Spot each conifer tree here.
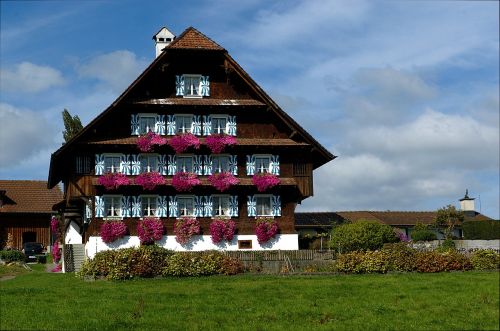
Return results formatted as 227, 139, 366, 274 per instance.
62, 109, 83, 142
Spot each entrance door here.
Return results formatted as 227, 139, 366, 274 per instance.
22, 231, 36, 244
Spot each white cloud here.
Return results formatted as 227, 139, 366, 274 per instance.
0, 62, 65, 93
77, 50, 147, 92
0, 103, 57, 168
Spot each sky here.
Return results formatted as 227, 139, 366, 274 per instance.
0, 0, 498, 218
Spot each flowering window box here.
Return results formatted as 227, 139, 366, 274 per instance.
169, 133, 201, 153
137, 132, 167, 152
135, 172, 165, 190
208, 172, 240, 192
172, 172, 201, 192
100, 220, 128, 243
137, 217, 164, 245
255, 217, 278, 244
252, 173, 280, 192
97, 172, 130, 190
209, 218, 236, 244
204, 134, 237, 154
174, 217, 201, 245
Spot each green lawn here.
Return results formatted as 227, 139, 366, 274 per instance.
1, 269, 498, 330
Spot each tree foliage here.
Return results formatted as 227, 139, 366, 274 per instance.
411, 222, 437, 241
434, 205, 464, 239
62, 109, 83, 142
329, 220, 399, 253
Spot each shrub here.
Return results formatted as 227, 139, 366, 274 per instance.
415, 251, 472, 273
470, 250, 500, 270
137, 218, 164, 245
334, 251, 389, 274
100, 221, 127, 243
255, 218, 278, 244
173, 218, 201, 245
161, 251, 243, 277
0, 250, 26, 263
411, 229, 437, 242
463, 220, 500, 240
382, 242, 417, 272
330, 221, 399, 253
435, 238, 456, 252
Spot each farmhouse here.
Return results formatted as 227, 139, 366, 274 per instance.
47, 27, 334, 257
0, 180, 62, 250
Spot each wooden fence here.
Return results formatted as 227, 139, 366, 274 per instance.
222, 250, 335, 261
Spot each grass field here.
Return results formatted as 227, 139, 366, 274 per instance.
1, 267, 498, 330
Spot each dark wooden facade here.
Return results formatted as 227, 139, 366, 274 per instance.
48, 27, 334, 249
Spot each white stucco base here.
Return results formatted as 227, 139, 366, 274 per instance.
65, 222, 82, 244
85, 234, 299, 259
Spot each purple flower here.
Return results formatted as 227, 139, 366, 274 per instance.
100, 221, 128, 243
205, 134, 237, 154
255, 218, 278, 244
135, 172, 165, 190
169, 133, 201, 153
208, 172, 240, 192
50, 216, 59, 234
98, 172, 131, 190
172, 172, 201, 192
137, 132, 167, 152
210, 218, 236, 244
52, 241, 61, 263
174, 217, 201, 245
252, 173, 280, 192
137, 217, 164, 245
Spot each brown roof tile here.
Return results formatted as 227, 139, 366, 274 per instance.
168, 27, 224, 51
0, 180, 63, 214
133, 98, 265, 106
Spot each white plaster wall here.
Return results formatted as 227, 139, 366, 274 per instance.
85, 234, 299, 259
65, 222, 82, 244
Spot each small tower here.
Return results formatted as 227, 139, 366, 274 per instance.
459, 189, 476, 216
153, 27, 175, 58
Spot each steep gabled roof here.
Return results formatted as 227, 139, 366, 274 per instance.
48, 26, 335, 187
0, 180, 62, 214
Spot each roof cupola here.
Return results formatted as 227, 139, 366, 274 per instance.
152, 27, 175, 58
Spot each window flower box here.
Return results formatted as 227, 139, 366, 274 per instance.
174, 217, 201, 245
208, 172, 239, 192
137, 217, 164, 245
169, 133, 201, 153
135, 172, 165, 190
100, 220, 128, 243
97, 172, 131, 190
204, 134, 237, 154
255, 217, 278, 244
209, 218, 236, 244
137, 131, 167, 152
172, 172, 201, 192
252, 173, 280, 192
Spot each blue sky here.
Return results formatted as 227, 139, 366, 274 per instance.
1, 0, 498, 218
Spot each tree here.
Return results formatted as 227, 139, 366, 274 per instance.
411, 222, 437, 241
62, 109, 83, 142
434, 205, 464, 239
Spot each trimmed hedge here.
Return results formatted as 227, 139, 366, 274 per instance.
330, 221, 399, 252
411, 230, 437, 241
470, 249, 500, 270
0, 250, 26, 263
462, 220, 500, 240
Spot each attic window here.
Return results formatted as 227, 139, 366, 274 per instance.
184, 75, 201, 97
176, 75, 210, 97
159, 38, 165, 42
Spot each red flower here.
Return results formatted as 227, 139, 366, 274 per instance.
135, 172, 165, 190
204, 134, 237, 154
137, 217, 164, 245
255, 218, 278, 244
210, 218, 236, 244
100, 221, 128, 243
174, 217, 201, 245
169, 133, 200, 153
137, 132, 167, 152
252, 173, 280, 192
98, 172, 130, 190
172, 172, 201, 192
208, 172, 239, 192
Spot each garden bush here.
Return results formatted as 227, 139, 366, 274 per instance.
382, 242, 417, 272
462, 220, 500, 240
0, 250, 26, 263
470, 249, 500, 270
330, 221, 399, 252
162, 251, 243, 276
435, 238, 456, 252
334, 251, 389, 274
415, 251, 472, 273
410, 222, 437, 241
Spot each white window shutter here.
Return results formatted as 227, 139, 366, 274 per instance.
132, 196, 142, 217
131, 114, 140, 136
192, 115, 202, 136
246, 155, 256, 175
229, 155, 238, 175
272, 195, 281, 217
247, 196, 256, 217
202, 115, 212, 136
203, 155, 213, 175
228, 116, 237, 136
121, 196, 131, 217
271, 155, 280, 176
194, 196, 204, 217
193, 156, 203, 175
203, 196, 213, 217
155, 115, 166, 135
229, 196, 238, 217
156, 196, 168, 217
157, 155, 168, 175
131, 155, 141, 175
120, 155, 131, 175
85, 199, 92, 221
200, 76, 210, 96
95, 196, 104, 218
95, 154, 105, 175
167, 115, 176, 135
167, 155, 177, 175
169, 196, 178, 217
175, 75, 185, 96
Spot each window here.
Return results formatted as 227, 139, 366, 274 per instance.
238, 240, 252, 249
177, 156, 193, 173
211, 116, 228, 134
176, 115, 192, 133
255, 156, 271, 174
140, 155, 157, 173
256, 195, 272, 216
104, 156, 121, 173
104, 196, 121, 217
213, 195, 230, 217
184, 75, 201, 97
139, 116, 156, 134
141, 196, 157, 217
178, 196, 194, 216
212, 155, 229, 173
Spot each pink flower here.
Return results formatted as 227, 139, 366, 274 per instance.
172, 172, 201, 192
205, 134, 237, 154
98, 172, 130, 190
100, 221, 128, 243
135, 172, 165, 190
208, 172, 240, 192
137, 132, 167, 152
210, 218, 236, 244
169, 133, 201, 153
255, 218, 278, 244
174, 217, 201, 245
137, 217, 164, 245
50, 216, 59, 234
51, 264, 62, 272
52, 241, 61, 263
252, 173, 280, 192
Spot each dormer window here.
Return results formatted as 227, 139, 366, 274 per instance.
184, 75, 200, 97
176, 75, 210, 97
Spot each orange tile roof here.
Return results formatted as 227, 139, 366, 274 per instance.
168, 27, 224, 51
0, 180, 63, 214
